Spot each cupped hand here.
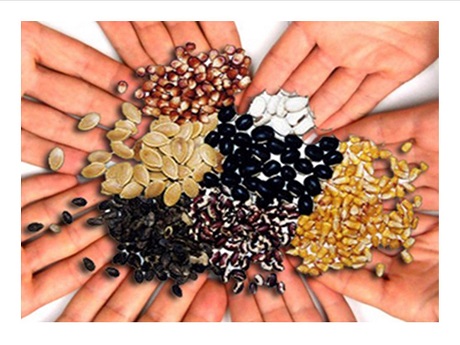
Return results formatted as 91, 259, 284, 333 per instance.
313, 101, 439, 321
242, 21, 438, 130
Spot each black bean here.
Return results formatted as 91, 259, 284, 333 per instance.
305, 144, 324, 161
202, 172, 219, 187
314, 164, 333, 179
267, 138, 285, 154
71, 197, 87, 207
280, 165, 296, 181
86, 217, 104, 226
251, 144, 270, 162
323, 150, 344, 166
204, 131, 220, 147
266, 273, 277, 287
262, 160, 281, 176
27, 222, 44, 232
134, 269, 144, 283
256, 196, 273, 209
145, 270, 155, 281
61, 211, 73, 224
218, 105, 236, 123
217, 123, 236, 137
98, 199, 112, 211
280, 148, 300, 164
105, 267, 120, 278
267, 176, 285, 191
82, 257, 96, 272
234, 147, 251, 161
249, 282, 258, 294
231, 184, 250, 202
243, 176, 259, 191
112, 252, 128, 265
239, 159, 262, 177
219, 138, 234, 155
252, 125, 274, 143
294, 158, 313, 174
287, 179, 304, 197
285, 134, 304, 149
235, 114, 253, 130
298, 194, 314, 215
172, 284, 183, 297
255, 180, 272, 198
278, 190, 294, 203
318, 136, 339, 151
234, 132, 252, 148
304, 175, 322, 196
221, 172, 241, 187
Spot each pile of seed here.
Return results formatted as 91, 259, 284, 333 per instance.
91, 195, 210, 297
248, 90, 315, 136
287, 136, 427, 276
189, 185, 298, 294
133, 42, 252, 123
201, 105, 343, 214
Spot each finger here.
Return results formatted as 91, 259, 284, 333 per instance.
319, 73, 403, 130
199, 21, 241, 49
27, 235, 115, 316
22, 99, 109, 153
227, 281, 263, 322
24, 22, 136, 100
28, 66, 123, 127
138, 274, 208, 322
412, 212, 439, 237
94, 273, 160, 322
24, 210, 107, 273
278, 257, 323, 321
21, 129, 87, 176
307, 279, 357, 322
182, 279, 228, 322
164, 21, 210, 53
132, 22, 175, 65
282, 46, 337, 96
308, 67, 366, 124
21, 173, 78, 208
240, 22, 316, 111
98, 21, 155, 69
21, 179, 106, 242
57, 265, 130, 322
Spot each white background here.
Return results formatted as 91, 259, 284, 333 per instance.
3, 0, 458, 343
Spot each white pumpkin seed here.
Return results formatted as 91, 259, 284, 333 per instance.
191, 121, 203, 139
163, 182, 182, 206
140, 147, 162, 168
143, 131, 171, 147
48, 147, 64, 171
78, 112, 101, 131
162, 155, 179, 180
171, 137, 188, 164
149, 171, 168, 181
177, 122, 193, 140
248, 96, 266, 116
150, 122, 180, 137
120, 181, 143, 199
114, 162, 133, 186
133, 164, 149, 186
199, 144, 218, 167
81, 162, 106, 178
186, 149, 202, 169
178, 165, 192, 179
192, 162, 212, 182
121, 102, 142, 124
145, 179, 166, 198
111, 141, 134, 159
285, 96, 309, 112
182, 177, 199, 198
101, 179, 123, 194
88, 150, 112, 164
158, 115, 171, 123
182, 139, 195, 164
159, 144, 173, 156
115, 119, 138, 135
106, 128, 131, 141
201, 114, 218, 137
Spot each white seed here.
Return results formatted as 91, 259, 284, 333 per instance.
199, 144, 218, 167
254, 113, 271, 126
266, 96, 279, 115
275, 97, 287, 117
177, 122, 193, 140
49, 224, 62, 233
286, 109, 308, 126
117, 80, 128, 94
78, 112, 101, 131
121, 102, 142, 124
178, 165, 192, 179
248, 96, 266, 117
191, 121, 203, 139
270, 116, 292, 136
48, 147, 64, 171
285, 96, 309, 112
293, 115, 315, 135
81, 162, 106, 179
88, 150, 112, 164
120, 181, 143, 199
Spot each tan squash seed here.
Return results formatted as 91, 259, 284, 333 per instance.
191, 121, 203, 139
101, 179, 123, 195
186, 149, 202, 169
149, 171, 168, 181
48, 147, 64, 171
199, 143, 218, 167
159, 144, 173, 156
120, 181, 144, 199
106, 128, 131, 141
182, 177, 200, 198
133, 164, 149, 186
81, 162, 106, 178
178, 165, 192, 179
115, 119, 138, 136
140, 147, 162, 168
115, 162, 133, 186
121, 102, 142, 124
163, 181, 182, 206
177, 122, 193, 140
145, 179, 167, 198
162, 155, 179, 180
143, 131, 171, 147
192, 162, 212, 182
111, 141, 135, 159
150, 122, 181, 137
78, 112, 100, 131
88, 150, 112, 164
171, 137, 188, 164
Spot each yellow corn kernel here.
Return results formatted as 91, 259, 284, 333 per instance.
409, 167, 422, 182
308, 267, 321, 276
298, 215, 309, 227
295, 226, 304, 235
338, 142, 348, 153
400, 249, 413, 264
316, 262, 329, 272
390, 239, 401, 249
398, 160, 410, 173
413, 195, 423, 208
372, 235, 380, 247
349, 135, 361, 143
290, 237, 300, 247
420, 161, 429, 172
330, 261, 344, 270
401, 141, 413, 153
286, 248, 299, 256
375, 263, 385, 277
341, 257, 353, 267
403, 237, 416, 249
379, 149, 392, 159
296, 265, 310, 275
402, 182, 416, 192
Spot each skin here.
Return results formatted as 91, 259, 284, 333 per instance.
241, 22, 439, 130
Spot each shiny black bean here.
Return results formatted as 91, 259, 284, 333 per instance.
61, 211, 73, 224
256, 180, 273, 198
298, 194, 313, 215
71, 197, 87, 207
280, 148, 300, 164
218, 105, 236, 123
222, 154, 238, 170
304, 144, 324, 161
105, 267, 120, 278
267, 138, 285, 154
172, 284, 183, 297
202, 172, 219, 187
314, 164, 333, 179
27, 222, 44, 232
256, 196, 273, 209
267, 176, 285, 191
217, 123, 236, 137
287, 179, 304, 197
323, 150, 344, 165
82, 257, 96, 272
221, 172, 241, 187
234, 147, 251, 161
318, 136, 339, 151
251, 144, 270, 161
134, 270, 144, 283
262, 160, 281, 176
304, 175, 322, 196
278, 190, 294, 203
234, 132, 252, 147
112, 252, 128, 265
243, 176, 259, 191
235, 114, 253, 130
294, 158, 313, 174
231, 184, 250, 202
98, 199, 112, 211
219, 138, 234, 155
252, 125, 274, 142
239, 159, 262, 177
281, 166, 296, 181
204, 130, 220, 147
285, 134, 303, 149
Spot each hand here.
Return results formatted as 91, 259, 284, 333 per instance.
227, 256, 356, 322
314, 101, 439, 321
242, 21, 438, 130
